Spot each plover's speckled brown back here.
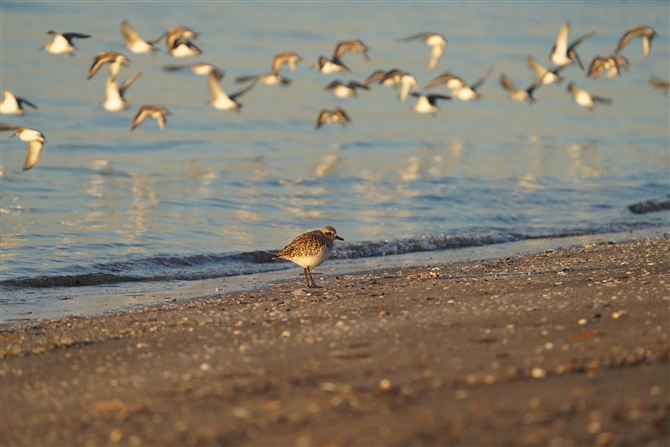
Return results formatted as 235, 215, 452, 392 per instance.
272, 226, 344, 288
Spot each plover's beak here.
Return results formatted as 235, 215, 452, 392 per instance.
336, 236, 344, 241
9, 132, 17, 139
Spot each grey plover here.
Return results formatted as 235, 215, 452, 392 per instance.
587, 55, 630, 79
0, 91, 38, 115
615, 26, 656, 58
500, 74, 542, 104
410, 92, 451, 114
527, 55, 566, 85
550, 22, 596, 69
208, 72, 256, 111
425, 65, 493, 101
103, 72, 142, 112
130, 105, 171, 131
87, 51, 130, 80
42, 30, 90, 55
567, 82, 612, 109
316, 107, 351, 129
1, 123, 46, 171
400, 32, 447, 72
324, 80, 369, 98
121, 20, 159, 54
272, 226, 344, 288
163, 63, 224, 79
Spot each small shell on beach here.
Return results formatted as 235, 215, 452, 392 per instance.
531, 367, 547, 379
378, 379, 392, 391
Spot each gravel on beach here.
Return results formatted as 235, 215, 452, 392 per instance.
1, 237, 669, 446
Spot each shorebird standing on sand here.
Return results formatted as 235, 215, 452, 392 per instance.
272, 226, 344, 288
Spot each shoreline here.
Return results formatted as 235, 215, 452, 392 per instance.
2, 227, 667, 324
1, 236, 668, 445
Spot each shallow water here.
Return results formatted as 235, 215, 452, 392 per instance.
1, 2, 668, 321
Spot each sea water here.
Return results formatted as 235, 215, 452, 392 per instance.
1, 2, 668, 321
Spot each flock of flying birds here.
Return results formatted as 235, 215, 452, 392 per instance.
0, 20, 668, 172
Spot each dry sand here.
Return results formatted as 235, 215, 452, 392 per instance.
1, 236, 669, 446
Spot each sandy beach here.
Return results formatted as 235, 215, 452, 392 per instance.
1, 236, 668, 446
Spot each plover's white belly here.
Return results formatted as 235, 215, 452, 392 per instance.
290, 248, 333, 269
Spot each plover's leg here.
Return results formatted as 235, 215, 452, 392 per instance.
306, 266, 321, 288
303, 267, 311, 288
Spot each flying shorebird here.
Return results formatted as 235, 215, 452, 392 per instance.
168, 38, 202, 58
649, 76, 670, 94
314, 56, 350, 74
272, 226, 344, 289
425, 65, 493, 101
208, 72, 256, 111
400, 32, 447, 72
235, 72, 291, 86
567, 82, 612, 110
550, 22, 596, 69
0, 123, 46, 171
500, 74, 542, 104
164, 26, 199, 51
130, 105, 171, 131
363, 69, 399, 87
103, 72, 142, 112
316, 107, 351, 129
87, 51, 130, 80
324, 80, 369, 98
364, 69, 417, 102
41, 30, 90, 55
163, 62, 224, 79
410, 92, 451, 114
272, 52, 302, 74
615, 26, 657, 59
0, 91, 38, 115
334, 40, 370, 61
587, 55, 630, 79
121, 20, 159, 54
527, 55, 566, 85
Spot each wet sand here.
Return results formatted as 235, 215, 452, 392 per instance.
1, 237, 668, 446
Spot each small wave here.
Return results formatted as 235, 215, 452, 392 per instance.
628, 200, 670, 215
2, 223, 665, 289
